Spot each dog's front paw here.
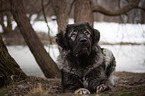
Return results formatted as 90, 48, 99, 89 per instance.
74, 88, 91, 94
96, 84, 107, 93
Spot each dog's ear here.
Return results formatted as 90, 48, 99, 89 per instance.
93, 29, 100, 43
56, 30, 68, 50
86, 23, 100, 44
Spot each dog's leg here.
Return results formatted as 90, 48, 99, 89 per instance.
96, 84, 108, 93
85, 66, 108, 93
61, 70, 83, 92
103, 48, 116, 87
74, 88, 91, 94
61, 69, 65, 93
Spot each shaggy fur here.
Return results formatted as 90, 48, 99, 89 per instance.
56, 23, 116, 93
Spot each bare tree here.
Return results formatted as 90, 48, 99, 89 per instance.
74, 0, 94, 26
49, 0, 144, 30
73, 0, 144, 26
92, 0, 141, 16
9, 0, 61, 78
50, 0, 74, 31
0, 36, 27, 87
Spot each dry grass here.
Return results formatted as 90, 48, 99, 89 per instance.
0, 72, 145, 96
26, 83, 48, 96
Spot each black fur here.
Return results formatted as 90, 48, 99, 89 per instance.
56, 22, 116, 93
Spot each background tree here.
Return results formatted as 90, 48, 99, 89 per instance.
74, 0, 144, 26
50, 0, 74, 31
74, 0, 94, 26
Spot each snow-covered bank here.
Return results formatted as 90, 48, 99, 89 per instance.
33, 19, 145, 44
94, 22, 145, 44
0, 19, 145, 44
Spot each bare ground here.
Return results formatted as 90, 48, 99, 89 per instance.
0, 72, 145, 96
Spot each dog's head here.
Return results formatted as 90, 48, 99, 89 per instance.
56, 22, 100, 57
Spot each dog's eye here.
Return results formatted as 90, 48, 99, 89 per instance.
71, 32, 77, 39
71, 34, 76, 38
84, 31, 90, 35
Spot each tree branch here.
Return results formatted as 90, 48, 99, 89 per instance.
136, 6, 145, 11
41, 0, 52, 44
92, 0, 141, 16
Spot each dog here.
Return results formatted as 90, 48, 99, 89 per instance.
56, 22, 116, 94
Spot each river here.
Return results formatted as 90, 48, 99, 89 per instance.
7, 45, 145, 78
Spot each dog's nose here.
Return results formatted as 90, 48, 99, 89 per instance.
80, 38, 87, 42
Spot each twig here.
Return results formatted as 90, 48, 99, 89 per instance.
41, 0, 52, 44
118, 84, 133, 88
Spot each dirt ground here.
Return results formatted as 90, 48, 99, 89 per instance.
0, 72, 145, 96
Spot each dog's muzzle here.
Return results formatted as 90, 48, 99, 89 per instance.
80, 38, 87, 43
73, 36, 91, 57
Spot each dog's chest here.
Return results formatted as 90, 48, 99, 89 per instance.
67, 64, 95, 77
62, 54, 104, 77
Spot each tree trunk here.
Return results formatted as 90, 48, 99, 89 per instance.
9, 0, 61, 78
50, 0, 74, 32
74, 0, 93, 26
0, 36, 27, 87
140, 0, 145, 24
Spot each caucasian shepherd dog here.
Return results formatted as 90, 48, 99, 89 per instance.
56, 22, 116, 94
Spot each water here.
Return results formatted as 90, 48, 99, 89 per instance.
102, 45, 145, 73
7, 45, 145, 78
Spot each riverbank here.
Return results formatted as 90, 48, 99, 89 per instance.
0, 72, 145, 96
